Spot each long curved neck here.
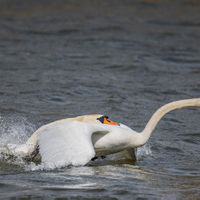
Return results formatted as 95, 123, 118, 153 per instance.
138, 98, 200, 146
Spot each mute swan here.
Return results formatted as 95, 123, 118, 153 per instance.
3, 98, 200, 168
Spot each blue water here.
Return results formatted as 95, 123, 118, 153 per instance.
0, 1, 200, 199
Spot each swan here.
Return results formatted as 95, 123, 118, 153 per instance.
3, 98, 200, 168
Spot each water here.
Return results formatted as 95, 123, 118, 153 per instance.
0, 0, 200, 199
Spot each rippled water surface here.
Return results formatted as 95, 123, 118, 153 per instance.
0, 1, 200, 199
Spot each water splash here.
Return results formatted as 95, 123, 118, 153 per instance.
137, 144, 153, 160
0, 116, 36, 166
0, 116, 35, 145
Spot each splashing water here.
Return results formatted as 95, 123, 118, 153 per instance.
0, 116, 36, 166
0, 116, 35, 145
137, 144, 153, 160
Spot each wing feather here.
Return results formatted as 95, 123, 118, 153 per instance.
37, 121, 108, 168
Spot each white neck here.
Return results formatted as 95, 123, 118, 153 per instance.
137, 99, 200, 146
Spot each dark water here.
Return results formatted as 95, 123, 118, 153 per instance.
0, 0, 200, 199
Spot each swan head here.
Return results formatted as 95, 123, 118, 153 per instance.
72, 114, 119, 125
97, 115, 119, 126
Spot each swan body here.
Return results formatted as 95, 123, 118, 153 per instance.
3, 98, 200, 168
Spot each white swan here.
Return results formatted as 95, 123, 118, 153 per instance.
4, 98, 200, 168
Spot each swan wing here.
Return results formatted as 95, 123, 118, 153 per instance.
37, 121, 108, 168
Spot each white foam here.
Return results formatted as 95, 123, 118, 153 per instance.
137, 143, 153, 160
0, 116, 35, 146
0, 116, 36, 166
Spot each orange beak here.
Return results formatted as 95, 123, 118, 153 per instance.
104, 118, 119, 126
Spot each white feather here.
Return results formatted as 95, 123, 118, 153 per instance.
37, 121, 108, 167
